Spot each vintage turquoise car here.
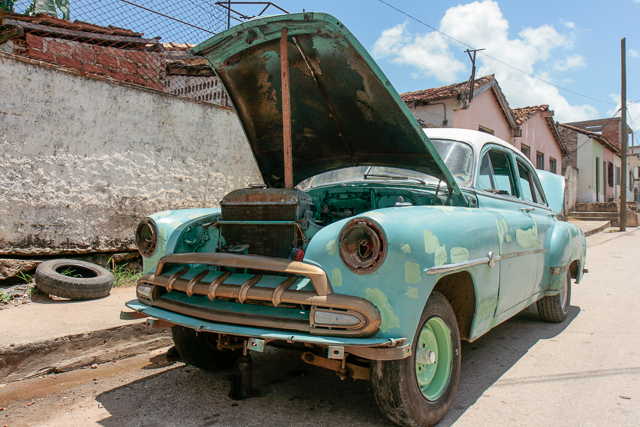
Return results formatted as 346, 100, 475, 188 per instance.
123, 12, 587, 427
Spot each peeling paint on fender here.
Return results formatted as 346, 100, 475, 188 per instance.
423, 230, 440, 254
364, 288, 400, 333
330, 268, 342, 287
435, 245, 448, 266
326, 239, 337, 256
405, 261, 422, 284
450, 247, 469, 263
400, 243, 411, 254
406, 286, 418, 299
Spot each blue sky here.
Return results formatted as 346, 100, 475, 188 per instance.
235, 0, 639, 133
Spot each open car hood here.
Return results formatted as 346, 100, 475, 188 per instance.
191, 12, 464, 197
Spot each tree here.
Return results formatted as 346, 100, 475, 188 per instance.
0, 0, 15, 13
25, 0, 70, 20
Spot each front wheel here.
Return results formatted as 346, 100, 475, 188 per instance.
371, 291, 461, 427
171, 326, 241, 370
537, 270, 571, 323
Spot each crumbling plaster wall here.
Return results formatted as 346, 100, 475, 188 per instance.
0, 53, 262, 256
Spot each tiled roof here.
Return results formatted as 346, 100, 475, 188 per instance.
400, 75, 495, 102
556, 123, 620, 154
0, 11, 142, 37
512, 105, 549, 125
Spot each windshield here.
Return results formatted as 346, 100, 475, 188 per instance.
303, 139, 474, 189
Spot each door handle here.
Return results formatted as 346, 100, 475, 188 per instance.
521, 207, 535, 214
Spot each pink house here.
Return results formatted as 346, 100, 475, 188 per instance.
401, 76, 566, 175
512, 105, 567, 174
401, 75, 519, 142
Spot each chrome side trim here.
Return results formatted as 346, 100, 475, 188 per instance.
425, 251, 501, 275
500, 248, 549, 260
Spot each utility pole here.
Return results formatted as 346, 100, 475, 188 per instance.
464, 48, 484, 101
227, 0, 231, 29
620, 38, 628, 231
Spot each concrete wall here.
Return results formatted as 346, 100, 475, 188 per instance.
577, 136, 595, 203
563, 166, 578, 216
0, 52, 262, 256
513, 114, 563, 174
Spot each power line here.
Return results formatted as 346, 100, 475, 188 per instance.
377, 0, 616, 106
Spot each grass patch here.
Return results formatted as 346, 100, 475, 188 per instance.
108, 258, 142, 288
0, 290, 12, 304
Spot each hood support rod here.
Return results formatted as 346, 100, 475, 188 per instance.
281, 27, 293, 188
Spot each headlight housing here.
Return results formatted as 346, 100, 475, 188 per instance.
339, 218, 386, 274
135, 218, 158, 257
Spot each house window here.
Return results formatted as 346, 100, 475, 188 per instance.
608, 162, 614, 187
631, 172, 634, 191
536, 151, 545, 170
586, 125, 603, 134
616, 166, 621, 186
521, 144, 530, 159
478, 125, 494, 135
549, 157, 557, 174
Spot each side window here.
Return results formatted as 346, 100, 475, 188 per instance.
517, 161, 535, 203
477, 149, 516, 196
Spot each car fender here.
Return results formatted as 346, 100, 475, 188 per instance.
304, 205, 502, 344
543, 220, 587, 292
140, 208, 221, 274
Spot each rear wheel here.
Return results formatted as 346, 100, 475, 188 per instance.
171, 326, 241, 370
537, 270, 571, 323
371, 291, 461, 427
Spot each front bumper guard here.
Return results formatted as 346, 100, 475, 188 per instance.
136, 252, 382, 338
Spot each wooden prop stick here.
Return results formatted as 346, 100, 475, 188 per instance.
281, 27, 293, 189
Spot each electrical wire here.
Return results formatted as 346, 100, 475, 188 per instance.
377, 0, 617, 106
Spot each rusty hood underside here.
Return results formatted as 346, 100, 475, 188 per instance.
191, 12, 462, 195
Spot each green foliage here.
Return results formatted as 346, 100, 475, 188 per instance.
25, 0, 70, 20
107, 258, 142, 288
0, 0, 15, 12
59, 266, 82, 277
16, 270, 33, 283
0, 290, 11, 304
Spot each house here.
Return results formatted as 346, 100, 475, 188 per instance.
559, 118, 637, 203
512, 105, 567, 174
401, 76, 567, 177
401, 75, 520, 143
556, 123, 624, 202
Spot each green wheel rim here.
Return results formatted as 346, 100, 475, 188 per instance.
415, 316, 453, 401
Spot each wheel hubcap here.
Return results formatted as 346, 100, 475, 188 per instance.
415, 316, 453, 401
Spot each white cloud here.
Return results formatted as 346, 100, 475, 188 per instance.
562, 20, 576, 30
554, 54, 587, 71
629, 49, 639, 58
373, 23, 466, 81
373, 0, 596, 122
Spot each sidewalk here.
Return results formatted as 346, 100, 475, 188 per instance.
568, 219, 611, 236
0, 286, 171, 383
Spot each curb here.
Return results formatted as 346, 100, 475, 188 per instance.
583, 221, 611, 237
0, 322, 171, 384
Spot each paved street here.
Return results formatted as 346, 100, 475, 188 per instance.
1, 228, 639, 427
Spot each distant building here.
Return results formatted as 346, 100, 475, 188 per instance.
512, 105, 567, 174
401, 76, 566, 174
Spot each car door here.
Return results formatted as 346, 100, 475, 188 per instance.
514, 157, 555, 297
476, 145, 540, 317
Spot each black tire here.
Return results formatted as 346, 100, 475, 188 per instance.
537, 271, 571, 323
35, 259, 114, 300
171, 326, 241, 371
371, 291, 461, 427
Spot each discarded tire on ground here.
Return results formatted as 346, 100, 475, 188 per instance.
35, 259, 114, 300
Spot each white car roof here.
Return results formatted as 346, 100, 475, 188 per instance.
423, 128, 538, 172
